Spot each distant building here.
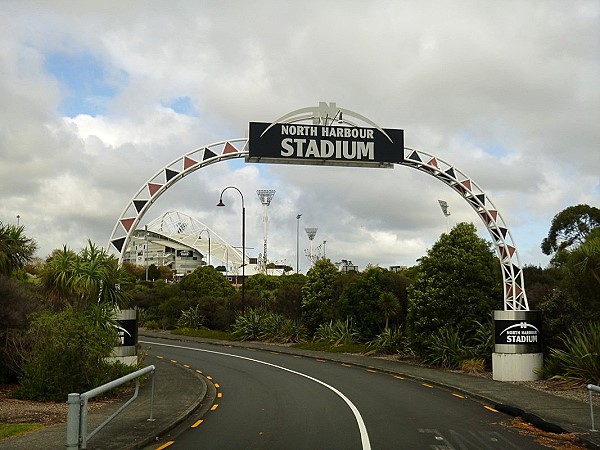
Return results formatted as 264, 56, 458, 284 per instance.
123, 229, 204, 278
122, 211, 271, 281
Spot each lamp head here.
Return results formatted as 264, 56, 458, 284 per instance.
217, 199, 226, 207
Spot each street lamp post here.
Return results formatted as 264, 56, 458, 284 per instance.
199, 229, 211, 267
144, 225, 149, 282
296, 214, 302, 273
218, 187, 246, 313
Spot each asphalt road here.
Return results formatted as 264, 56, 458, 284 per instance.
141, 337, 550, 450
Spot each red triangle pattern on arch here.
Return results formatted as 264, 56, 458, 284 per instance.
120, 218, 135, 232
222, 142, 238, 154
184, 156, 198, 170
427, 158, 439, 169
148, 183, 162, 197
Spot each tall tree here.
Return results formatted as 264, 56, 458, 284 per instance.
301, 259, 340, 333
407, 222, 502, 354
541, 204, 600, 263
0, 223, 37, 276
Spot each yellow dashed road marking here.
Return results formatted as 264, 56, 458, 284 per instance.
214, 383, 220, 388
170, 360, 177, 364
393, 375, 405, 380
211, 404, 219, 411
192, 419, 204, 428
341, 363, 352, 367
218, 392, 223, 398
367, 369, 377, 373
484, 405, 499, 413
183, 364, 190, 368
155, 441, 175, 449
422, 383, 433, 388
196, 370, 203, 374
452, 393, 466, 399
206, 376, 213, 380
156, 356, 164, 359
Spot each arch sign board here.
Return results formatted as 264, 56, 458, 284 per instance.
109, 102, 529, 313
247, 121, 404, 168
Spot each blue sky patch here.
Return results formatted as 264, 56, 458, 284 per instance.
483, 143, 509, 158
165, 96, 198, 116
45, 52, 125, 117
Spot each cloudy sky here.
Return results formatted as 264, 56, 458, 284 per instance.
1, 0, 598, 273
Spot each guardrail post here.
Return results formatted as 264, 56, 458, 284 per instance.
66, 393, 82, 449
588, 384, 599, 432
149, 368, 156, 421
66, 365, 156, 448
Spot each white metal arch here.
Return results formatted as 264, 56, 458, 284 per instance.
108, 104, 528, 311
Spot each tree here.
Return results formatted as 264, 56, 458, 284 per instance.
179, 266, 236, 299
0, 276, 43, 383
40, 241, 129, 310
407, 222, 502, 354
570, 228, 600, 285
301, 259, 340, 333
541, 204, 600, 263
339, 266, 404, 339
379, 291, 400, 330
0, 223, 37, 277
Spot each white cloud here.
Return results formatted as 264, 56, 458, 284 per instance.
0, 0, 597, 276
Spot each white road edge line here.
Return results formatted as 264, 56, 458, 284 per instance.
141, 339, 372, 450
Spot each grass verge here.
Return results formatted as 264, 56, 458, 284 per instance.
171, 328, 234, 341
291, 342, 369, 354
0, 423, 43, 439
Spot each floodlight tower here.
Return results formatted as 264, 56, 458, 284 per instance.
438, 199, 451, 232
305, 227, 318, 267
257, 189, 276, 273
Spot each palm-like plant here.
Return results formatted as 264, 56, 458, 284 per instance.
0, 223, 37, 276
41, 241, 129, 310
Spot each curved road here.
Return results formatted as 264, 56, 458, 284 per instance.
141, 337, 549, 450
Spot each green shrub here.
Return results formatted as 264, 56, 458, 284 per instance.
15, 308, 132, 401
418, 325, 493, 370
230, 308, 306, 343
314, 318, 359, 346
231, 308, 269, 341
368, 327, 409, 355
177, 305, 206, 329
144, 320, 160, 330
537, 322, 600, 384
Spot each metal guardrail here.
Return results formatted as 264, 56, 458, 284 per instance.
588, 383, 600, 432
66, 365, 156, 449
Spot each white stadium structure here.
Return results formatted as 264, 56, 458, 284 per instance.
122, 211, 264, 280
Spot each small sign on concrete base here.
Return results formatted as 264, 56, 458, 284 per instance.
109, 309, 138, 366
492, 310, 543, 381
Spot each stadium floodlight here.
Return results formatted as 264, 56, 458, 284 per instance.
438, 200, 451, 232
438, 200, 450, 217
305, 227, 318, 267
257, 190, 276, 273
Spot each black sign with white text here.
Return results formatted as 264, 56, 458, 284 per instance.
247, 122, 404, 168
494, 320, 542, 348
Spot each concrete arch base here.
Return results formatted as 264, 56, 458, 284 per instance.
492, 352, 544, 381
492, 310, 544, 381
